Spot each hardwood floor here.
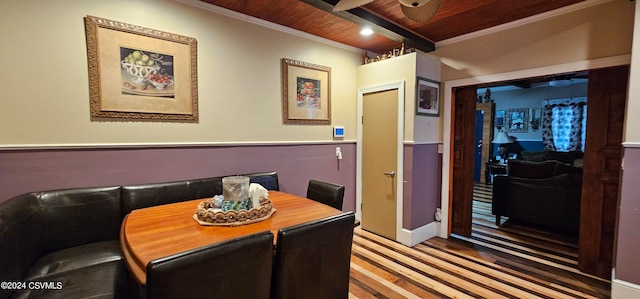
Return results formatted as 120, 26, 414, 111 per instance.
348, 183, 611, 298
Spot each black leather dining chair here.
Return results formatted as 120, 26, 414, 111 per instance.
145, 231, 274, 299
271, 212, 355, 299
306, 179, 345, 210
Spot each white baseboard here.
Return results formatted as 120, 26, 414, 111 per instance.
397, 221, 438, 247
612, 278, 640, 299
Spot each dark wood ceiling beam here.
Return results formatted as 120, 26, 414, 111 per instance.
508, 81, 532, 89
300, 0, 435, 53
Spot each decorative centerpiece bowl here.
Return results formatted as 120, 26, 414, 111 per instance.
193, 196, 275, 226
194, 180, 274, 226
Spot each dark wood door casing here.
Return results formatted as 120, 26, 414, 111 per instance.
476, 103, 495, 184
450, 86, 477, 237
579, 65, 629, 279
447, 66, 628, 279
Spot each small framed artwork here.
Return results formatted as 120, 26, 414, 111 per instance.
506, 108, 529, 133
416, 77, 440, 116
495, 110, 505, 128
281, 58, 331, 125
529, 108, 541, 131
84, 15, 198, 122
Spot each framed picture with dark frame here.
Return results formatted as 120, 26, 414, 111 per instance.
84, 15, 198, 122
416, 77, 440, 116
281, 58, 331, 125
495, 110, 505, 128
505, 108, 529, 133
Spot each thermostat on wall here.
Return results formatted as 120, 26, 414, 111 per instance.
333, 126, 345, 138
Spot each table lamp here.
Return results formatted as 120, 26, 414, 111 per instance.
492, 130, 513, 162
492, 131, 513, 144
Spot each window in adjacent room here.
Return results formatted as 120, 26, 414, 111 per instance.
542, 97, 587, 152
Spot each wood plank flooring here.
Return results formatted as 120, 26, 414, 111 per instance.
348, 183, 611, 298
473, 182, 493, 203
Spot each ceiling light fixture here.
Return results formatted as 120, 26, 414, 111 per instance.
333, 0, 442, 24
334, 0, 374, 11
548, 79, 572, 87
302, 0, 436, 52
398, 0, 443, 23
360, 27, 374, 36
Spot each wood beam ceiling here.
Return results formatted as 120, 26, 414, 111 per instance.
300, 0, 435, 53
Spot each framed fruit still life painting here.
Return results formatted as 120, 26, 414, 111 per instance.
281, 58, 331, 125
84, 15, 198, 122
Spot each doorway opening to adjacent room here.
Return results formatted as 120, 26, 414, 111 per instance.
447, 64, 628, 280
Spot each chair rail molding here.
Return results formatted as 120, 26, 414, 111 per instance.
0, 140, 358, 151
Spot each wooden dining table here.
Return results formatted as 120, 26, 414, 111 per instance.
120, 191, 342, 285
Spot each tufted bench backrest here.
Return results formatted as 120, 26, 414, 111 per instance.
37, 187, 122, 252
0, 193, 46, 286
0, 186, 121, 292
242, 171, 279, 191
120, 177, 223, 217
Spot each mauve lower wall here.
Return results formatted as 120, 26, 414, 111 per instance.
403, 143, 442, 230
616, 147, 640, 285
0, 143, 357, 211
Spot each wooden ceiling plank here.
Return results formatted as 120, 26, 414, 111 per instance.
199, 0, 586, 53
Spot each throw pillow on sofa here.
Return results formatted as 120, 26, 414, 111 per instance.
544, 150, 580, 165
521, 151, 546, 162
509, 174, 570, 188
507, 160, 557, 179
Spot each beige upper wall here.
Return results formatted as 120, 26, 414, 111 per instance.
1, 0, 634, 145
0, 0, 361, 146
415, 54, 442, 143
356, 53, 442, 143
627, 1, 640, 143
433, 0, 634, 82
358, 53, 416, 141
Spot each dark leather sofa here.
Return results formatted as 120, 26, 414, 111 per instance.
492, 160, 583, 233
0, 172, 279, 299
520, 150, 583, 166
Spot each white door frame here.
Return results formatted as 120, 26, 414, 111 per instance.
439, 55, 631, 238
357, 80, 408, 244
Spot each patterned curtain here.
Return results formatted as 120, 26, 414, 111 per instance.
542, 105, 556, 150
542, 102, 587, 151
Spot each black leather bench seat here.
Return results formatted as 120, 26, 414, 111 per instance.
0, 171, 280, 299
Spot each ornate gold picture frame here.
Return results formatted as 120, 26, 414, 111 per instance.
84, 15, 198, 122
281, 58, 331, 125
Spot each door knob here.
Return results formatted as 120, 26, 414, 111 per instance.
383, 171, 395, 177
